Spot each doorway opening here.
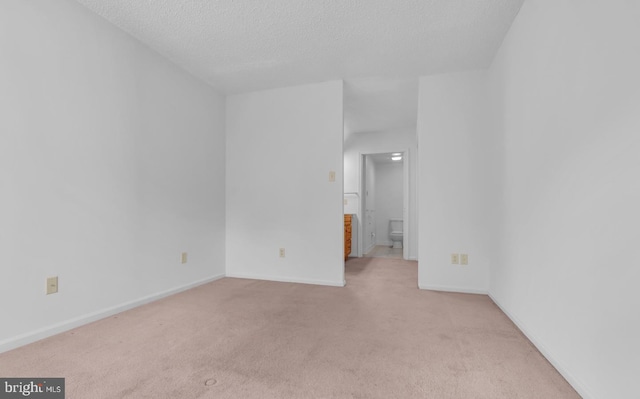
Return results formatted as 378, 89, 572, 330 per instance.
359, 150, 409, 260
341, 77, 419, 285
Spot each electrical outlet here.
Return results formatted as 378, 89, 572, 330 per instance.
329, 171, 336, 182
181, 252, 188, 264
461, 254, 468, 265
451, 254, 459, 264
46, 276, 58, 295
279, 248, 286, 258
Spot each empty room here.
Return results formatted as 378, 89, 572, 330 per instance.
1, 1, 638, 398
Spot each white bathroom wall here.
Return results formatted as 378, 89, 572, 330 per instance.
488, 1, 640, 398
226, 81, 344, 286
343, 128, 418, 259
0, 0, 226, 351
363, 156, 377, 254
374, 161, 403, 246
417, 70, 497, 294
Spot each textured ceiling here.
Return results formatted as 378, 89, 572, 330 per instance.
74, 0, 524, 95
74, 0, 523, 135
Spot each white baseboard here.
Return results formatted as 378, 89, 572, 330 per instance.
418, 284, 487, 295
489, 293, 594, 399
0, 274, 225, 354
226, 272, 345, 287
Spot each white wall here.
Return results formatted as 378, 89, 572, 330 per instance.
363, 155, 377, 254
374, 162, 403, 246
488, 1, 640, 398
343, 129, 418, 259
226, 81, 344, 286
417, 71, 497, 294
0, 0, 226, 351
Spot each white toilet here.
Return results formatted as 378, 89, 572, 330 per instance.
389, 218, 403, 249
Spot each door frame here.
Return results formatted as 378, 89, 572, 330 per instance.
357, 149, 410, 259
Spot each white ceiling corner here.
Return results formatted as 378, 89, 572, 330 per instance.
73, 0, 524, 134
368, 152, 405, 166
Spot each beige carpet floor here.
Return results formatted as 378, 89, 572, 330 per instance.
0, 258, 580, 398
363, 245, 403, 259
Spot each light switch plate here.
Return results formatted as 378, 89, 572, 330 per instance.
181, 252, 188, 264
47, 276, 58, 295
329, 171, 336, 182
461, 254, 468, 265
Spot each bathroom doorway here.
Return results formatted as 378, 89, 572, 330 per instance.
359, 151, 409, 260
341, 77, 419, 266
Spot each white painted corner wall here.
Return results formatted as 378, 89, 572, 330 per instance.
0, 0, 226, 352
225, 81, 345, 287
417, 70, 497, 294
488, 1, 640, 398
363, 155, 377, 255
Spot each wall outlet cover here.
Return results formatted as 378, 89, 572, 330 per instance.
181, 252, 188, 264
461, 254, 469, 265
451, 254, 459, 264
